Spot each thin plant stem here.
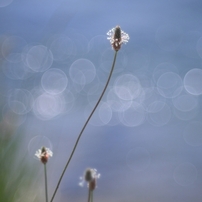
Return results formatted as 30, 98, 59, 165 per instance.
91, 190, 93, 202
44, 164, 48, 202
88, 188, 91, 202
50, 50, 118, 202
88, 189, 93, 202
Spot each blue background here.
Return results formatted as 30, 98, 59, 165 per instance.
1, 0, 202, 201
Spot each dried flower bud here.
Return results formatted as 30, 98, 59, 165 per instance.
107, 26, 129, 51
79, 168, 100, 190
35, 146, 53, 164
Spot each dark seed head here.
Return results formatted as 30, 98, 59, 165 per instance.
41, 146, 46, 154
85, 168, 93, 182
114, 26, 121, 41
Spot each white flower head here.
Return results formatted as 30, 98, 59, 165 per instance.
79, 168, 100, 190
107, 25, 129, 51
35, 146, 53, 164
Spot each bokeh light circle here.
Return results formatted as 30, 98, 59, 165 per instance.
8, 89, 33, 114
41, 68, 68, 95
26, 45, 53, 72
106, 88, 132, 112
173, 107, 198, 121
98, 102, 112, 125
153, 62, 179, 84
84, 101, 112, 126
157, 72, 183, 98
174, 162, 197, 186
33, 93, 65, 120
146, 99, 165, 113
184, 68, 202, 95
86, 81, 103, 103
172, 93, 198, 112
2, 59, 33, 80
2, 36, 27, 62
114, 74, 142, 101
69, 58, 96, 85
119, 102, 145, 127
142, 87, 165, 113
28, 135, 52, 158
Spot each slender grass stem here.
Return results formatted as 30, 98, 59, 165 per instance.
88, 189, 93, 202
44, 164, 48, 202
88, 188, 91, 202
91, 190, 93, 202
50, 50, 118, 202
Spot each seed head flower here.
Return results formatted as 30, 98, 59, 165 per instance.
107, 26, 129, 51
35, 146, 53, 164
79, 168, 100, 190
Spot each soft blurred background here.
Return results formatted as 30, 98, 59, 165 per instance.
1, 0, 202, 201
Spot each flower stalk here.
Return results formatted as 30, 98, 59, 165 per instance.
44, 163, 48, 202
80, 168, 100, 202
88, 188, 91, 202
87, 189, 94, 202
35, 146, 52, 202
50, 26, 129, 202
50, 51, 117, 202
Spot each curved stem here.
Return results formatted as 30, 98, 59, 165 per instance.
50, 50, 118, 202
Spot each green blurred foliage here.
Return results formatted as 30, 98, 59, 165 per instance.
0, 120, 36, 201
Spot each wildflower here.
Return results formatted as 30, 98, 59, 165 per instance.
107, 26, 129, 51
35, 146, 53, 164
79, 168, 100, 190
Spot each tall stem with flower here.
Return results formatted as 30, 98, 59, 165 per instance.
35, 147, 53, 202
79, 168, 100, 202
50, 26, 129, 202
